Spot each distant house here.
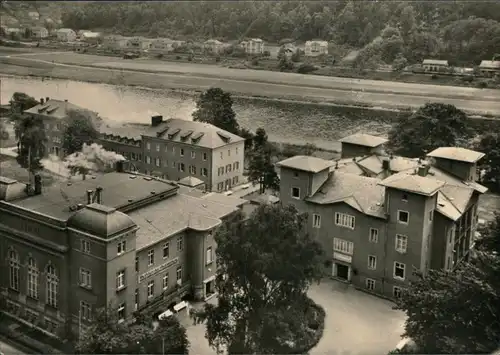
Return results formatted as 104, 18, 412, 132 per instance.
126, 37, 153, 51
56, 28, 77, 42
102, 35, 130, 50
479, 60, 500, 77
81, 31, 101, 44
305, 40, 328, 57
28, 11, 40, 20
240, 38, 264, 55
150, 38, 175, 53
31, 26, 49, 39
204, 39, 224, 54
422, 59, 449, 72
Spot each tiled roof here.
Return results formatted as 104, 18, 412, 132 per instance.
306, 172, 386, 218
379, 171, 445, 196
277, 155, 334, 173
427, 147, 485, 163
100, 118, 244, 149
24, 99, 93, 120
356, 155, 421, 176
332, 158, 365, 175
130, 193, 239, 250
9, 173, 177, 220
479, 60, 500, 69
339, 133, 388, 148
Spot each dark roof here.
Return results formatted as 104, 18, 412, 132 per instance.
426, 147, 485, 163
339, 133, 388, 148
24, 99, 94, 120
277, 155, 334, 173
9, 172, 178, 220
0, 176, 27, 202
100, 118, 244, 149
67, 203, 136, 237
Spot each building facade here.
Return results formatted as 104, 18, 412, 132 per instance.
240, 38, 264, 55
277, 135, 487, 300
0, 166, 246, 339
31, 27, 49, 39
479, 60, 500, 77
56, 28, 77, 42
305, 41, 328, 57
99, 117, 245, 192
422, 59, 450, 72
203, 39, 224, 54
24, 98, 98, 158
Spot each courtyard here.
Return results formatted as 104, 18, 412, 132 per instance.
181, 279, 406, 355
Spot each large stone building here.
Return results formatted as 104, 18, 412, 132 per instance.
0, 163, 246, 339
24, 98, 98, 158
99, 117, 245, 192
277, 133, 487, 299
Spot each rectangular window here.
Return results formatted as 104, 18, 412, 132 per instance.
393, 286, 402, 298
79, 268, 92, 288
156, 144, 160, 152
117, 303, 125, 322
206, 247, 213, 265
148, 249, 154, 266
145, 156, 151, 164
402, 194, 408, 202
179, 163, 185, 172
291, 187, 300, 199
220, 152, 223, 159
81, 239, 90, 253
398, 210, 409, 224
162, 274, 169, 290
191, 151, 195, 159
134, 289, 139, 311
116, 270, 125, 290
176, 266, 182, 281
135, 257, 139, 272
190, 165, 197, 175
369, 228, 378, 243
146, 142, 151, 150
180, 148, 184, 156
429, 210, 433, 221
80, 301, 92, 321
202, 168, 208, 177
155, 157, 161, 167
165, 145, 169, 152
203, 152, 207, 161
394, 262, 406, 280
395, 234, 408, 253
228, 149, 231, 156
365, 278, 375, 291
335, 213, 355, 229
177, 236, 184, 251
117, 241, 126, 255
368, 255, 377, 270
226, 164, 231, 173
163, 242, 169, 258
333, 237, 354, 255
312, 214, 321, 228
236, 147, 239, 154
147, 280, 154, 298
172, 146, 175, 154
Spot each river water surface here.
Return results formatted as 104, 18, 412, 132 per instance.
1, 76, 394, 150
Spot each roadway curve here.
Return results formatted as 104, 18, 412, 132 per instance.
3, 51, 500, 115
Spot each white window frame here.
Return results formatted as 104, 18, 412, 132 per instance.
156, 144, 160, 152
191, 151, 196, 159
9, 250, 20, 291
145, 156, 151, 164
80, 301, 92, 321
333, 237, 354, 255
46, 265, 58, 308
393, 286, 402, 298
368, 255, 377, 270
176, 266, 182, 281
147, 249, 154, 266
162, 275, 169, 290
162, 242, 169, 259
393, 262, 406, 281
79, 267, 92, 288
369, 228, 378, 243
397, 210, 410, 224
81, 239, 90, 253
365, 278, 376, 291
291, 187, 300, 199
312, 214, 321, 228
335, 213, 355, 230
27, 257, 39, 299
147, 280, 154, 298
146, 142, 151, 150
155, 157, 161, 167
206, 247, 213, 265
116, 270, 125, 290
117, 240, 126, 255
202, 168, 207, 177
177, 236, 184, 251
117, 303, 125, 322
180, 148, 184, 156
395, 234, 408, 253
179, 163, 185, 172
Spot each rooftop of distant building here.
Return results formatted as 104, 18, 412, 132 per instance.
24, 99, 95, 120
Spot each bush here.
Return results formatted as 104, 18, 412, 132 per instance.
215, 55, 221, 62
187, 54, 193, 62
477, 80, 488, 88
263, 50, 271, 57
431, 74, 438, 79
297, 63, 317, 74
155, 53, 163, 59
175, 55, 182, 60
291, 50, 301, 63
251, 58, 259, 66
461, 75, 474, 82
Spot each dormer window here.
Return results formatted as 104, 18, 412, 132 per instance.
402, 194, 408, 202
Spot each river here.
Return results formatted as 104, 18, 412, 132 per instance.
0, 75, 395, 151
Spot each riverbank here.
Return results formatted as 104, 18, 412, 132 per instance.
1, 53, 500, 117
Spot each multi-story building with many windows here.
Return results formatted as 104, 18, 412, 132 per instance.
99, 116, 245, 192
0, 162, 247, 339
277, 133, 487, 299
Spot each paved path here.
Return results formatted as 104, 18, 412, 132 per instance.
2, 51, 500, 115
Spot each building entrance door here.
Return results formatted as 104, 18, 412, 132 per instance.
335, 263, 350, 281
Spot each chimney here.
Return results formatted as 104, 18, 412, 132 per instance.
34, 174, 42, 195
116, 160, 124, 173
382, 157, 390, 171
151, 115, 163, 127
64, 99, 68, 102
417, 165, 428, 177
87, 189, 93, 204
46, 97, 49, 102
95, 187, 103, 204
40, 98, 44, 104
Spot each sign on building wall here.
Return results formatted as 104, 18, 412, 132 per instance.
138, 257, 178, 283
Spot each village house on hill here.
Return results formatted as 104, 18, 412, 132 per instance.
422, 59, 450, 73
479, 60, 500, 77
203, 39, 225, 54
99, 116, 245, 192
56, 28, 76, 42
240, 38, 264, 55
305, 40, 328, 57
30, 26, 49, 39
277, 133, 487, 300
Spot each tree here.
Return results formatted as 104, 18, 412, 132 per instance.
395, 251, 500, 354
291, 49, 301, 63
9, 92, 39, 115
192, 204, 324, 354
192, 88, 240, 135
278, 55, 294, 72
238, 127, 254, 151
253, 127, 269, 151
392, 55, 409, 71
248, 147, 280, 193
15, 115, 47, 179
387, 103, 471, 158
64, 143, 125, 179
152, 316, 189, 355
476, 213, 500, 255
475, 133, 500, 190
62, 109, 100, 156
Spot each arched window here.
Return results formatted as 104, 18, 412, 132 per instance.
27, 257, 39, 299
8, 249, 20, 291
46, 264, 58, 308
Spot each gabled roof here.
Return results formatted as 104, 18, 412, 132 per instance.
379, 171, 445, 196
178, 176, 204, 187
422, 59, 449, 66
427, 147, 485, 163
277, 156, 334, 173
479, 60, 500, 69
306, 172, 386, 218
355, 155, 422, 176
339, 133, 388, 148
24, 99, 93, 119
